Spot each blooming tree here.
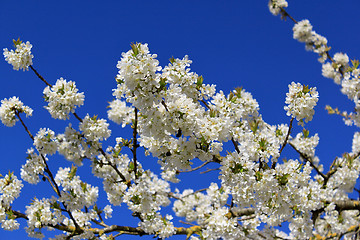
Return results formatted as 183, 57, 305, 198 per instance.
1, 1, 360, 239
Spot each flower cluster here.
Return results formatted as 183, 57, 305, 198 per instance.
57, 124, 87, 165
3, 7, 360, 237
79, 114, 111, 142
34, 128, 58, 155
284, 82, 319, 124
43, 78, 85, 120
0, 96, 33, 127
3, 40, 33, 71
20, 148, 46, 184
268, 0, 288, 16
25, 197, 64, 238
107, 99, 134, 127
54, 167, 99, 211
292, 20, 328, 63
115, 43, 162, 108
0, 173, 23, 230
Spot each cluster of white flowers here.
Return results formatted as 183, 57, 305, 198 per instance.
43, 78, 85, 120
57, 124, 87, 165
314, 203, 360, 238
107, 99, 134, 127
115, 43, 162, 108
138, 213, 176, 239
268, 0, 288, 16
0, 96, 33, 127
25, 197, 64, 238
3, 40, 33, 71
173, 183, 228, 224
284, 82, 319, 124
79, 114, 111, 142
92, 141, 133, 206
352, 132, 360, 153
20, 148, 46, 184
3, 12, 360, 237
34, 128, 58, 155
123, 170, 170, 214
291, 132, 319, 158
0, 173, 23, 230
293, 20, 328, 63
322, 52, 350, 85
54, 167, 99, 211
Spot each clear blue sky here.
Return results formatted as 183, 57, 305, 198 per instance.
1, 0, 360, 239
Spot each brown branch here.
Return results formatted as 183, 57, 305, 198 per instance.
72, 112, 83, 122
231, 138, 240, 154
279, 8, 298, 24
29, 65, 52, 87
177, 160, 212, 173
272, 117, 294, 169
13, 210, 29, 220
200, 99, 211, 110
132, 108, 139, 180
98, 148, 127, 183
289, 142, 327, 180
45, 222, 202, 238
15, 111, 34, 140
200, 167, 220, 174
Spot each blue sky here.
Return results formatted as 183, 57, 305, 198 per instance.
1, 0, 360, 239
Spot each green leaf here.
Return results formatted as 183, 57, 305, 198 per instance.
131, 42, 140, 57
258, 138, 267, 151
68, 165, 77, 180
234, 87, 243, 98
250, 120, 259, 134
255, 171, 263, 181
169, 56, 175, 64
128, 162, 135, 171
209, 109, 217, 118
302, 85, 310, 94
276, 173, 290, 186
80, 181, 87, 192
302, 129, 309, 138
51, 201, 61, 210
230, 163, 247, 174
13, 38, 22, 46
131, 195, 141, 205
196, 76, 203, 88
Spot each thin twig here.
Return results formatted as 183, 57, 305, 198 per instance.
15, 111, 34, 140
132, 108, 139, 180
177, 160, 212, 173
179, 220, 197, 226
200, 99, 211, 110
72, 112, 83, 122
231, 138, 240, 154
29, 65, 52, 87
272, 117, 294, 169
200, 167, 220, 174
289, 142, 327, 179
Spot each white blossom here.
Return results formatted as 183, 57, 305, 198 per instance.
107, 99, 134, 127
54, 167, 99, 211
79, 114, 111, 142
284, 82, 319, 124
20, 148, 46, 184
268, 0, 288, 16
293, 20, 328, 63
3, 40, 33, 71
0, 97, 33, 127
34, 128, 58, 155
43, 78, 84, 120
